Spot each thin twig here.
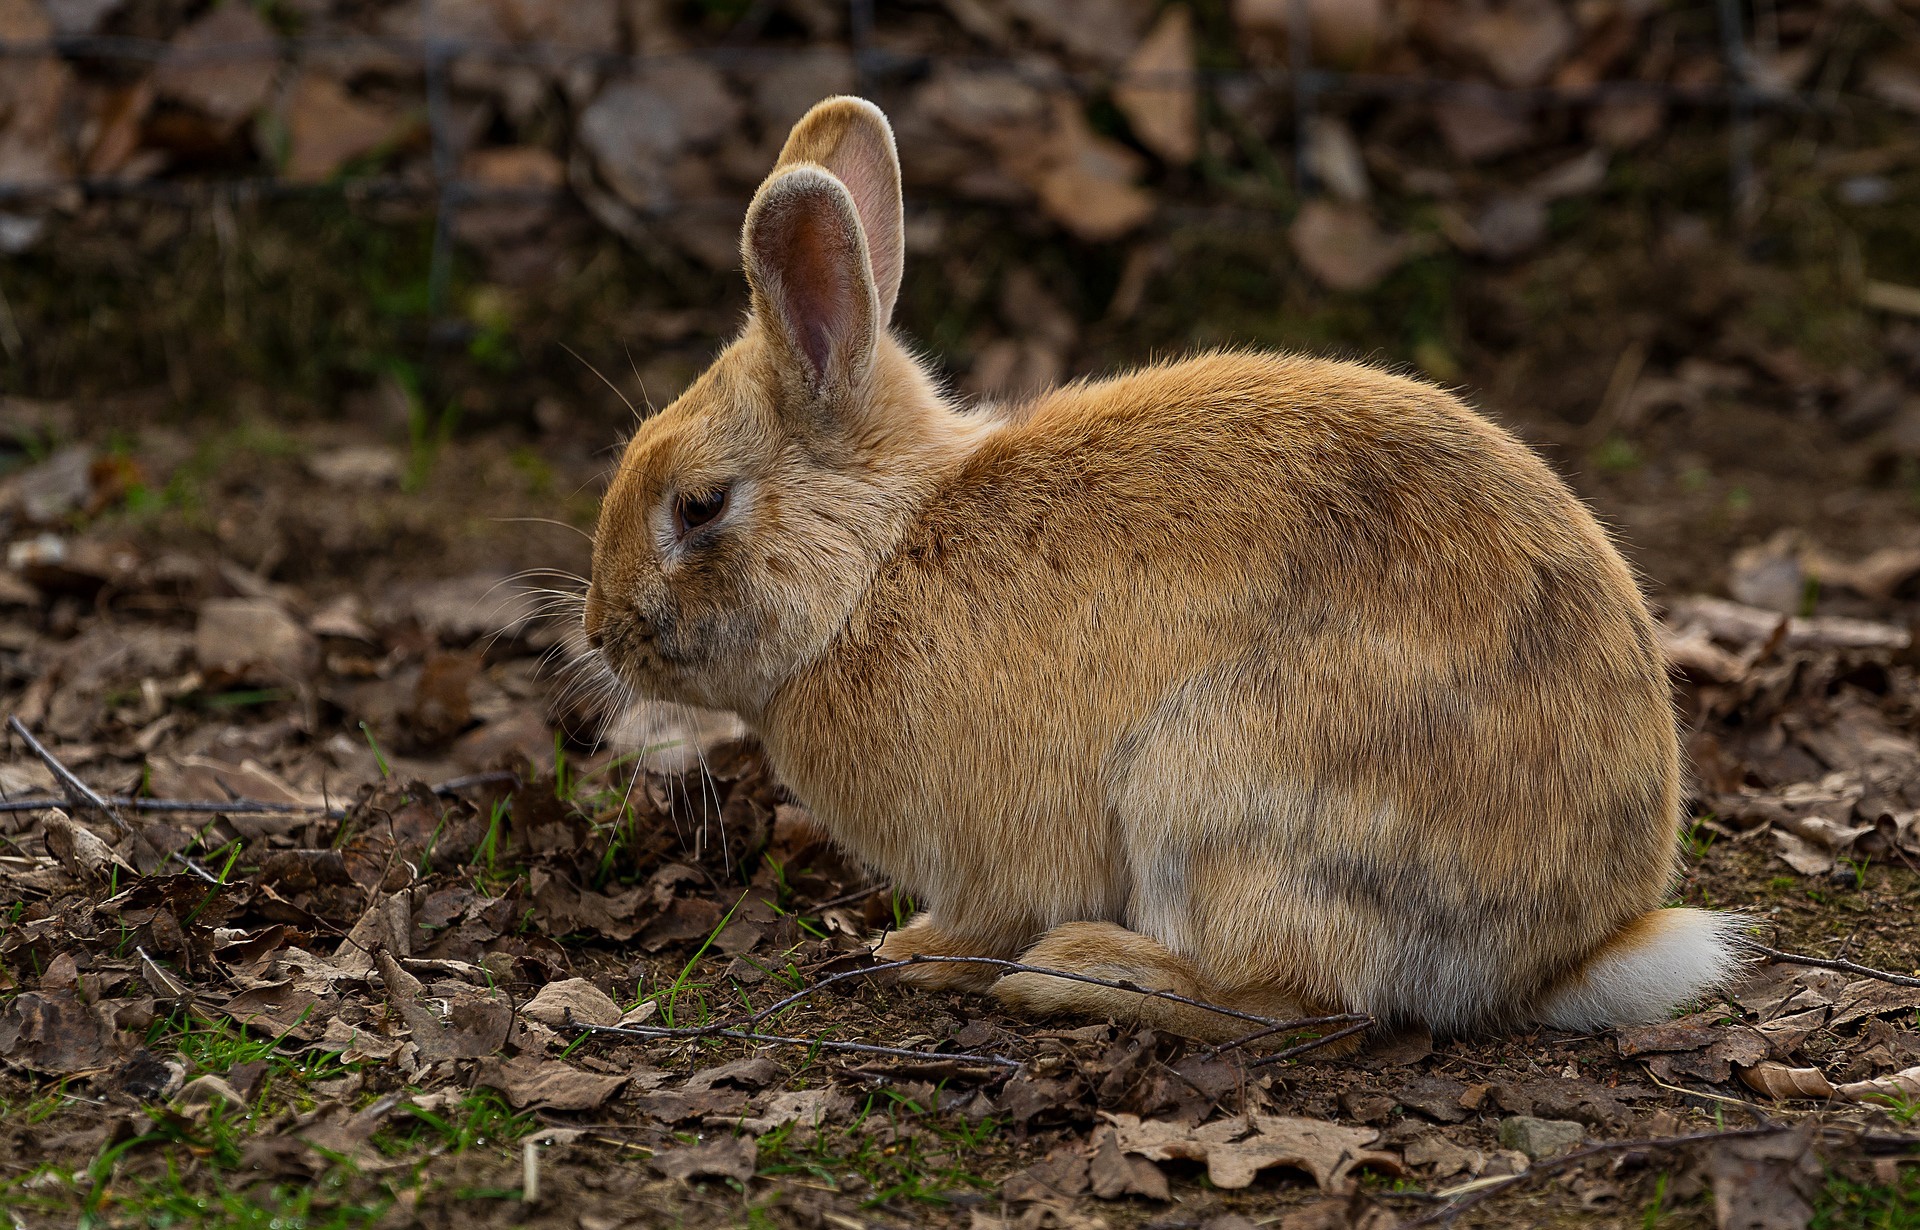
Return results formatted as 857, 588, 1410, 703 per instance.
1409, 1123, 1920, 1226
0, 795, 320, 816
563, 1020, 1022, 1068
1743, 940, 1920, 989
805, 883, 884, 912
8, 715, 129, 833
1247, 1020, 1374, 1067
1403, 1125, 1790, 1227
433, 770, 524, 795
1202, 1012, 1378, 1059
8, 714, 221, 884
742, 953, 1371, 1041
567, 953, 1372, 1073
1642, 1065, 1775, 1122
0, 770, 522, 817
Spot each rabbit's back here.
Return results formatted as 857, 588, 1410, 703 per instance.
765, 350, 1679, 1027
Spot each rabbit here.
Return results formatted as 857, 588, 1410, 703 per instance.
582, 95, 1740, 1042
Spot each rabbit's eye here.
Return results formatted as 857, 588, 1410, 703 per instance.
674, 487, 729, 536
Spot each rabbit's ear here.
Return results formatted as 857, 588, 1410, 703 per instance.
770, 97, 904, 324
743, 165, 879, 395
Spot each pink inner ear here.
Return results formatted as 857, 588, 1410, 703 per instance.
767, 195, 863, 382
822, 143, 901, 319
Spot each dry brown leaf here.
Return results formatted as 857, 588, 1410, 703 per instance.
1087, 1124, 1170, 1200
84, 82, 154, 179
378, 570, 540, 645
1289, 200, 1414, 292
175, 1074, 248, 1110
1742, 968, 1850, 1023
1616, 1017, 1723, 1057
1529, 150, 1607, 202
318, 1017, 406, 1063
462, 147, 565, 192
1104, 1112, 1399, 1193
1468, 195, 1549, 261
968, 339, 1065, 400
1589, 97, 1663, 149
494, 0, 620, 53
686, 1055, 784, 1092
739, 1088, 853, 1135
1232, 0, 1385, 67
406, 651, 478, 748
151, 4, 278, 130
750, 48, 857, 138
1668, 596, 1910, 652
476, 1055, 629, 1111
0, 0, 75, 192
1836, 1065, 1920, 1104
1304, 117, 1369, 204
43, 812, 136, 886
1463, 4, 1574, 88
1404, 1132, 1482, 1179
652, 1135, 757, 1183
1831, 981, 1920, 1030
1660, 623, 1748, 684
1026, 98, 1155, 242
295, 1098, 410, 1172
1865, 59, 1920, 115
1002, 1146, 1090, 1204
283, 75, 407, 184
521, 978, 623, 1028
1739, 1062, 1835, 1101
1755, 1009, 1826, 1058
0, 990, 124, 1075
1114, 5, 1198, 165
196, 598, 318, 685
1433, 92, 1535, 163
148, 754, 312, 807
1805, 545, 1920, 603
631, 1086, 750, 1124
1707, 1126, 1820, 1230
374, 949, 510, 1061
531, 872, 653, 942
1001, 0, 1152, 66
579, 63, 741, 212
1771, 829, 1835, 877
640, 895, 729, 951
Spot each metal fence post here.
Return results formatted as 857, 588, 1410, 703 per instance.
423, 0, 458, 324
1714, 0, 1759, 228
1289, 0, 1317, 196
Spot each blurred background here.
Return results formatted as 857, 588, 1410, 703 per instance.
0, 0, 1918, 784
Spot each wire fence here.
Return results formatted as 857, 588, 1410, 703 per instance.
0, 0, 1890, 320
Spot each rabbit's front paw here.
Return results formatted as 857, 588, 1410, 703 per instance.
871, 916, 1010, 992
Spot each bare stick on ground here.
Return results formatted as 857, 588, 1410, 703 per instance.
7, 714, 221, 884
0, 769, 521, 818
559, 955, 1370, 1073
740, 952, 1373, 1046
1406, 1125, 1802, 1227
7, 714, 131, 833
1408, 1122, 1920, 1226
1743, 939, 1920, 990
563, 1019, 1024, 1068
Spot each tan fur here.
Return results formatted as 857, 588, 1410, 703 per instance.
585, 97, 1732, 1042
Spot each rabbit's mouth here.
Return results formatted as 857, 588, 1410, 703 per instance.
590, 608, 725, 707
596, 642, 688, 710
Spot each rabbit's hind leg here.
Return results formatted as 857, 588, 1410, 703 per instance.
993, 921, 1327, 1047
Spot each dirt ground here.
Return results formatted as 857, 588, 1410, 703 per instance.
0, 322, 1916, 1230
3, 9, 1920, 1221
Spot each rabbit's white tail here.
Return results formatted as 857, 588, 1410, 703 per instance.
1535, 908, 1744, 1030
